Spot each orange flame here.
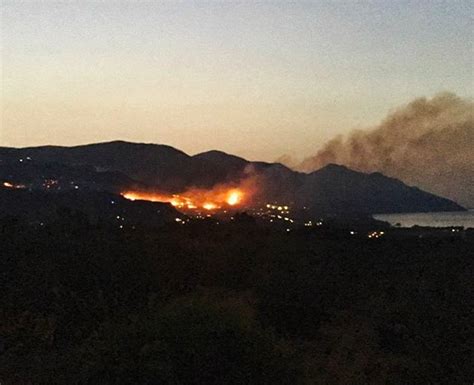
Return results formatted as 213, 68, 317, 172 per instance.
122, 179, 255, 212
2, 181, 26, 189
226, 190, 242, 206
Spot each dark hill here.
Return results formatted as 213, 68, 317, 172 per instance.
295, 164, 462, 214
0, 141, 464, 214
0, 141, 193, 191
0, 157, 145, 193
0, 188, 182, 227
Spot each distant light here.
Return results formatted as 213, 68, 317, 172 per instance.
367, 231, 384, 239
2, 181, 26, 189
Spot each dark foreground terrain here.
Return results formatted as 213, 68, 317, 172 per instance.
1, 216, 472, 385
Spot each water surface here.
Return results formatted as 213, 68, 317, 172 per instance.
373, 210, 474, 228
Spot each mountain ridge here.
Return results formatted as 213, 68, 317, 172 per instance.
0, 140, 464, 214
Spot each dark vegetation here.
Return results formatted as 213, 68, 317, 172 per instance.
1, 215, 472, 385
0, 189, 182, 227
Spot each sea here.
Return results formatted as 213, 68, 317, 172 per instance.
373, 210, 474, 229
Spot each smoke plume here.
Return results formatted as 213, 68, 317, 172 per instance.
299, 93, 474, 207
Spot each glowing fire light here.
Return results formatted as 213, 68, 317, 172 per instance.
226, 190, 242, 206
203, 203, 218, 211
2, 181, 26, 189
122, 186, 249, 213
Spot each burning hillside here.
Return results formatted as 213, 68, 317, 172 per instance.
122, 182, 254, 213
2, 141, 463, 216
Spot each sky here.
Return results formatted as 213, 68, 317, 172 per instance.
1, 1, 472, 161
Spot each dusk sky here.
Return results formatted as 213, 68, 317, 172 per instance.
1, 1, 472, 161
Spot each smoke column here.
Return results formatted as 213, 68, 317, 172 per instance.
299, 93, 474, 207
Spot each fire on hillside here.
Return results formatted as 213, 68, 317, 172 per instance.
122, 184, 253, 213
2, 181, 26, 189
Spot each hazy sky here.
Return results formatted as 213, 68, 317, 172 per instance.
1, 1, 472, 161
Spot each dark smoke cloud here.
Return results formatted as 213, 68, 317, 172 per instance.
298, 93, 474, 207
